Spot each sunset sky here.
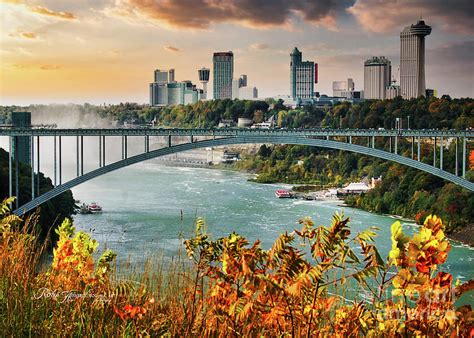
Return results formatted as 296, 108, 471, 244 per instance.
0, 0, 473, 105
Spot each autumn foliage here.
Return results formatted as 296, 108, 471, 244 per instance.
0, 197, 473, 336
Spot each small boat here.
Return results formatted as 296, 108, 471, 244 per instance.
88, 202, 103, 213
275, 190, 292, 198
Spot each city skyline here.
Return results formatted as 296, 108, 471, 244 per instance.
0, 0, 473, 105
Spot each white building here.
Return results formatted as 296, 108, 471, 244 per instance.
364, 56, 391, 99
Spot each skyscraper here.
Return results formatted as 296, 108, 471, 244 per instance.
290, 47, 316, 100
213, 52, 233, 99
364, 56, 391, 99
400, 20, 431, 99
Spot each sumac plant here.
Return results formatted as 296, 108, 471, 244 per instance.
184, 214, 473, 337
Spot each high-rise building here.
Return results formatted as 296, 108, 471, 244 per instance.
198, 67, 210, 100
290, 47, 316, 100
400, 20, 431, 99
364, 56, 391, 99
150, 69, 201, 106
213, 52, 233, 99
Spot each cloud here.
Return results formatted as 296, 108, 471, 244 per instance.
10, 63, 61, 70
106, 0, 355, 30
250, 43, 270, 50
163, 45, 179, 52
348, 0, 474, 34
30, 5, 76, 19
1, 1, 76, 20
21, 32, 37, 39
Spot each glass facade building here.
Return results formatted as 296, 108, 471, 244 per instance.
213, 52, 233, 100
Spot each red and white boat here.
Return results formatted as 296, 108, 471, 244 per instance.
88, 202, 103, 213
275, 190, 292, 198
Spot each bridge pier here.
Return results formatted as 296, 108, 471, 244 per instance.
99, 135, 103, 166
168, 135, 172, 147
59, 136, 62, 185
395, 135, 398, 154
102, 135, 106, 166
76, 135, 80, 177
440, 136, 443, 170
371, 136, 374, 148
36, 136, 40, 194
417, 137, 421, 161
8, 137, 12, 208
462, 137, 466, 178
54, 136, 57, 186
411, 136, 414, 159
455, 138, 458, 176
81, 135, 84, 176
31, 136, 34, 200
433, 137, 436, 167
15, 140, 19, 209
124, 135, 128, 159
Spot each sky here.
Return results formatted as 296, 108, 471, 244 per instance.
0, 0, 473, 105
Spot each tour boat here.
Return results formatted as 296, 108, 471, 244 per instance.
275, 190, 292, 198
88, 202, 103, 213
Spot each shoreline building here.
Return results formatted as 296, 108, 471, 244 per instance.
198, 67, 210, 100
400, 20, 431, 99
149, 69, 201, 106
364, 56, 391, 99
213, 51, 233, 99
290, 47, 317, 100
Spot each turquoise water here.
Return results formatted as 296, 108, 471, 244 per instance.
72, 162, 474, 282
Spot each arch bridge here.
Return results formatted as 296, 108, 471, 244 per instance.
0, 127, 472, 215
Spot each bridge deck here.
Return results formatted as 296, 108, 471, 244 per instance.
0, 127, 473, 138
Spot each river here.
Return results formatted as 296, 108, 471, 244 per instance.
71, 161, 474, 283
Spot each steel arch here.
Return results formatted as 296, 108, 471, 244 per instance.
14, 136, 474, 215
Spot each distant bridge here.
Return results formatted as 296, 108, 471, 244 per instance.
1, 127, 472, 215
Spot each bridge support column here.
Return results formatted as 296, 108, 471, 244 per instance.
99, 135, 102, 166
54, 136, 57, 186
389, 137, 392, 153
455, 138, 458, 176
36, 136, 40, 194
145, 135, 149, 153
9, 137, 12, 207
367, 137, 370, 147
190, 135, 194, 143
417, 137, 421, 161
31, 136, 34, 200
411, 136, 414, 159
124, 136, 127, 159
121, 136, 124, 160
102, 135, 106, 166
433, 137, 436, 167
168, 135, 171, 147
349, 136, 352, 144
462, 137, 466, 178
395, 135, 398, 154
59, 136, 62, 185
372, 136, 375, 148
15, 139, 19, 209
76, 135, 80, 177
326, 135, 329, 140
440, 136, 443, 170
81, 135, 84, 176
